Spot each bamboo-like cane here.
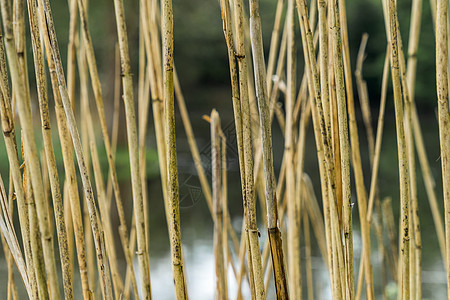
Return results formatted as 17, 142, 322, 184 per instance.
366, 47, 389, 224
74, 2, 138, 296
219, 0, 254, 296
66, 0, 77, 111
395, 3, 422, 296
220, 126, 229, 300
330, 1, 358, 298
26, 1, 73, 297
381, 197, 398, 282
0, 175, 32, 297
355, 44, 390, 300
387, 0, 412, 298
162, 0, 188, 298
248, 0, 288, 297
296, 0, 345, 297
37, 0, 113, 297
4, 178, 18, 300
303, 199, 314, 300
77, 36, 98, 300
85, 110, 125, 296
24, 162, 49, 300
211, 110, 227, 300
286, 0, 300, 298
38, 7, 92, 298
0, 2, 61, 299
436, 0, 450, 292
338, 0, 377, 297
303, 173, 329, 270
112, 0, 152, 298
0, 32, 36, 300
266, 0, 286, 96
229, 0, 265, 298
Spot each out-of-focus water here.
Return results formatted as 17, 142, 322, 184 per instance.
0, 85, 448, 299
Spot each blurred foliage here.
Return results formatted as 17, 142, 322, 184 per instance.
22, 0, 438, 111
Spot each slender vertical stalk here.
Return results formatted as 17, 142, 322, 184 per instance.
248, 0, 288, 297
112, 0, 152, 298
330, 0, 356, 298
39, 8, 91, 298
76, 2, 137, 295
85, 105, 125, 297
0, 176, 32, 297
436, 0, 450, 292
266, 0, 285, 96
303, 206, 314, 300
37, 0, 113, 297
211, 110, 226, 300
0, 1, 61, 298
366, 47, 389, 223
26, 0, 73, 297
339, 0, 376, 297
286, 0, 300, 298
162, 0, 188, 298
220, 129, 229, 300
0, 32, 35, 300
387, 0, 411, 297
25, 166, 49, 300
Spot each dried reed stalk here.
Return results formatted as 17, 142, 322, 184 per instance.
26, 0, 73, 297
387, 0, 412, 297
37, 0, 113, 297
0, 175, 32, 296
0, 1, 61, 298
211, 110, 227, 300
162, 0, 188, 298
248, 0, 288, 297
436, 0, 450, 291
286, 0, 300, 298
0, 31, 35, 299
113, 0, 152, 297
39, 6, 92, 297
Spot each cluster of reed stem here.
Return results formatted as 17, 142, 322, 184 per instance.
0, 0, 448, 299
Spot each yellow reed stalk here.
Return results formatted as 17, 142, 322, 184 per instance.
24, 164, 49, 300
0, 175, 32, 297
37, 0, 113, 297
162, 0, 188, 298
38, 8, 92, 297
0, 32, 35, 299
112, 0, 152, 297
287, 0, 300, 298
66, 0, 77, 110
394, 6, 422, 297
220, 127, 229, 300
228, 0, 264, 297
0, 1, 61, 298
330, 1, 358, 298
381, 197, 398, 281
248, 0, 288, 297
211, 110, 227, 300
219, 0, 251, 296
74, 1, 138, 295
366, 47, 389, 223
436, 0, 450, 291
296, 0, 345, 296
266, 0, 285, 96
26, 0, 73, 297
85, 105, 125, 296
303, 202, 314, 300
3, 179, 18, 300
387, 0, 412, 297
